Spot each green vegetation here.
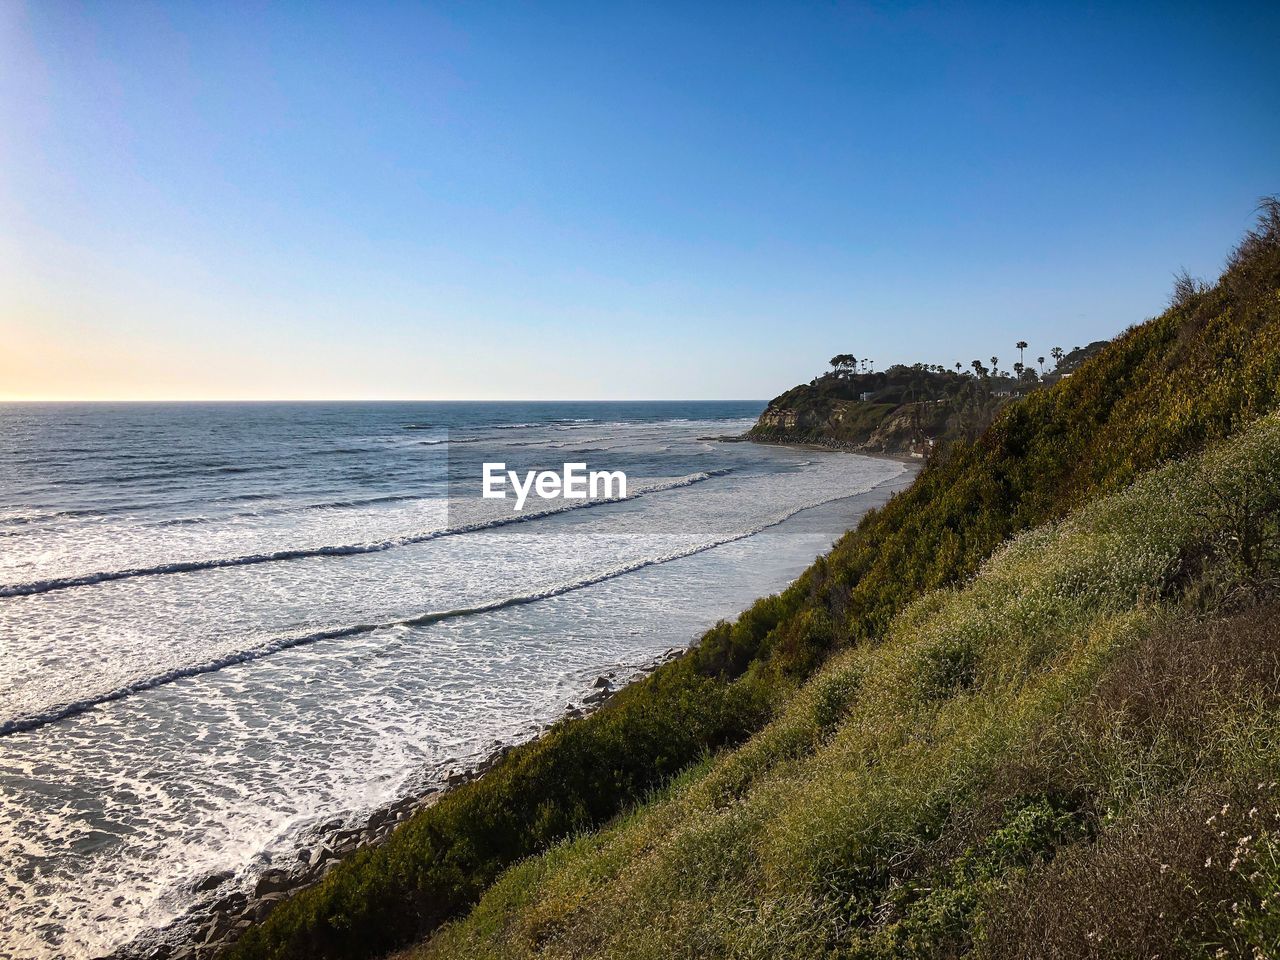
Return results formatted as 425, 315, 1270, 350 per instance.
412, 410, 1280, 960
749, 343, 1107, 454
227, 200, 1280, 960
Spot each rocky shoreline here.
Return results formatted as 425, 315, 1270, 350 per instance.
102, 648, 686, 960
719, 431, 925, 462
737, 432, 894, 452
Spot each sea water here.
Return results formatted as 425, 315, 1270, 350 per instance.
0, 401, 906, 958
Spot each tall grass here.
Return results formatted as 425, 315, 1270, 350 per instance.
413, 410, 1280, 960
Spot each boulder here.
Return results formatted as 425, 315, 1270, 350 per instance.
199, 915, 233, 945
251, 893, 288, 921
297, 845, 334, 869
253, 868, 293, 898
209, 891, 247, 915
192, 870, 233, 893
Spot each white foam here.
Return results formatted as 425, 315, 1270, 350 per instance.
0, 412, 904, 958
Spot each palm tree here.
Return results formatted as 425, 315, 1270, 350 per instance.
971, 359, 986, 378
955, 362, 962, 374
990, 356, 1000, 377
1037, 356, 1046, 375
1015, 340, 1028, 367
1050, 346, 1064, 367
1013, 361, 1025, 380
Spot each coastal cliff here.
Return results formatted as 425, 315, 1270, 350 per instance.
751, 395, 947, 456
747, 343, 1108, 456
228, 204, 1280, 960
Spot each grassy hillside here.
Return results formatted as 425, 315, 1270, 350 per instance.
226, 201, 1280, 960
412, 406, 1280, 960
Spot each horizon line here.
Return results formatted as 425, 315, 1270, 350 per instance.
0, 397, 770, 404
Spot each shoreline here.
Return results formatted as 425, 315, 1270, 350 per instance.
104, 464, 919, 960
716, 431, 927, 464
104, 650, 685, 960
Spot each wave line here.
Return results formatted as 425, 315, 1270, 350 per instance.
0, 484, 851, 738
0, 471, 733, 599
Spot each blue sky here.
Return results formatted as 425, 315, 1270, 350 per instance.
2, 1, 1278, 400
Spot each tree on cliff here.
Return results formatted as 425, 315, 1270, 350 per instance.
829, 354, 857, 378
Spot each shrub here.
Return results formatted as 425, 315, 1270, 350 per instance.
916, 637, 979, 702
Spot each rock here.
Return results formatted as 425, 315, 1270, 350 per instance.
253, 868, 293, 898
251, 893, 287, 921
583, 689, 607, 705
593, 675, 612, 688
192, 870, 233, 893
209, 891, 247, 915
326, 827, 363, 850
199, 915, 232, 945
297, 845, 335, 869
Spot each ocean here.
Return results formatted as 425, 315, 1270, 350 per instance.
0, 401, 907, 958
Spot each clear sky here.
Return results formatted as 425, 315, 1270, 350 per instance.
2, 2, 1278, 401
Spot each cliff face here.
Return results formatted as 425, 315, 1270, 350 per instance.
748, 346, 1111, 456
754, 397, 854, 436
748, 380, 948, 456
751, 398, 936, 456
